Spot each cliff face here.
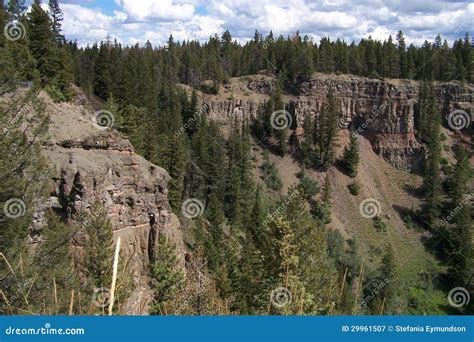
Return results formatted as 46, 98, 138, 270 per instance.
196, 73, 473, 170
31, 89, 183, 314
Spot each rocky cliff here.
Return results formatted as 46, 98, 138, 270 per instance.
30, 89, 183, 314
193, 73, 473, 170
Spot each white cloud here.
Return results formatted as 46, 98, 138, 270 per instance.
59, 0, 473, 47
62, 4, 126, 43
116, 0, 194, 21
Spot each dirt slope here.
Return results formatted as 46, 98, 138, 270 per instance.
253, 130, 437, 284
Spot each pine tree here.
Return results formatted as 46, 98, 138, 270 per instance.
272, 81, 288, 156
342, 132, 360, 177
265, 187, 337, 314
27, 0, 61, 84
6, 0, 26, 20
370, 245, 397, 313
29, 211, 79, 314
82, 204, 114, 288
315, 89, 339, 169
396, 31, 407, 79
162, 133, 187, 213
93, 43, 111, 100
48, 0, 64, 43
444, 146, 473, 285
0, 94, 48, 258
102, 94, 124, 129
312, 175, 332, 224
225, 118, 244, 226
236, 239, 266, 313
421, 86, 442, 226
247, 186, 266, 249
416, 81, 431, 142
149, 232, 184, 315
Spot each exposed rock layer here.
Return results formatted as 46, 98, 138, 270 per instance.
31, 90, 183, 314
195, 74, 473, 170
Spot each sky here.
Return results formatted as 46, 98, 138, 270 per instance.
37, 0, 474, 47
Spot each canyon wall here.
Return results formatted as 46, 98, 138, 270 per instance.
30, 89, 183, 314
197, 73, 473, 170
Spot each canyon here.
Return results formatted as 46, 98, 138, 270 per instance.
195, 73, 472, 170
22, 73, 473, 314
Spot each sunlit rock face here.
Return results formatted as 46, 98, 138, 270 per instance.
195, 74, 472, 170
30, 89, 184, 314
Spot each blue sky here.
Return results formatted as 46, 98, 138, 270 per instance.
34, 0, 474, 47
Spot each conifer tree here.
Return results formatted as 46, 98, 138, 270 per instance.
32, 211, 80, 314
444, 146, 473, 285
342, 132, 360, 178
312, 175, 332, 224
103, 94, 124, 129
6, 0, 26, 20
82, 204, 114, 288
162, 133, 187, 213
93, 43, 111, 100
421, 86, 442, 226
0, 94, 48, 258
396, 31, 407, 79
272, 81, 288, 156
48, 0, 64, 43
315, 90, 339, 169
150, 232, 184, 315
378, 245, 397, 309
236, 240, 266, 313
27, 0, 61, 84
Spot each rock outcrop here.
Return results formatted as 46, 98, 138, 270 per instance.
194, 73, 473, 170
30, 89, 183, 314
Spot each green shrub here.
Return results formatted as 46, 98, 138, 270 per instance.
373, 216, 387, 232
347, 181, 360, 195
45, 85, 66, 102
300, 176, 320, 199
261, 152, 283, 191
